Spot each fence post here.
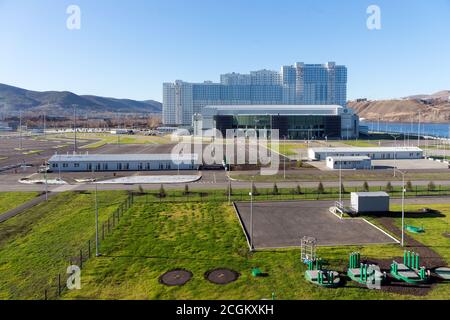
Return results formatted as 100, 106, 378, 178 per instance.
57, 274, 61, 297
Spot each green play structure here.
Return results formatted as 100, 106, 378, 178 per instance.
405, 225, 425, 234
304, 258, 340, 288
252, 268, 263, 277
390, 251, 430, 284
435, 267, 450, 281
347, 252, 385, 286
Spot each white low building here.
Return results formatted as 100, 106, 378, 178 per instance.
326, 156, 371, 170
48, 154, 199, 172
309, 147, 423, 161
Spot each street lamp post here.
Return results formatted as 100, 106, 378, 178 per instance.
249, 180, 254, 251
394, 168, 406, 247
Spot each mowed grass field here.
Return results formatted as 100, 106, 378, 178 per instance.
0, 192, 39, 214
0, 191, 129, 300
64, 198, 448, 300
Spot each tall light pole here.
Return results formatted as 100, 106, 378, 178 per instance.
92, 168, 100, 257
394, 168, 406, 247
283, 136, 286, 180
339, 158, 342, 205
19, 110, 23, 150
249, 180, 254, 252
73, 105, 77, 153
391, 135, 398, 177
417, 112, 421, 147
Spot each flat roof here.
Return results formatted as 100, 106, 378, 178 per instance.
352, 192, 390, 197
48, 154, 198, 162
311, 147, 423, 153
327, 156, 371, 161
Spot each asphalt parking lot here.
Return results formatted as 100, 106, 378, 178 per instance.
234, 200, 398, 249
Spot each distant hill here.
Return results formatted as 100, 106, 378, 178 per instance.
349, 90, 450, 123
0, 83, 162, 115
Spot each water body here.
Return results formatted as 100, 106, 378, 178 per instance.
364, 121, 450, 138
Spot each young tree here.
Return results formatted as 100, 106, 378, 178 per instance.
428, 181, 436, 192
138, 185, 144, 194
295, 184, 302, 195
362, 181, 369, 192
297, 160, 303, 168
159, 184, 166, 198
251, 182, 259, 196
226, 182, 233, 196
406, 181, 413, 192
184, 184, 189, 195
317, 182, 325, 194
272, 183, 279, 195
385, 181, 394, 193
340, 183, 346, 194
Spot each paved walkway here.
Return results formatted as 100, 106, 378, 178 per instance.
0, 192, 56, 223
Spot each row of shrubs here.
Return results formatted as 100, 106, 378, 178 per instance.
137, 180, 440, 199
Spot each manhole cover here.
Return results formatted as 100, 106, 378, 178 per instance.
205, 268, 240, 285
159, 269, 193, 286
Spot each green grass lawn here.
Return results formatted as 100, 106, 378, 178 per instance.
47, 133, 170, 149
0, 192, 39, 214
64, 199, 440, 300
0, 191, 128, 300
2, 191, 449, 300
269, 142, 307, 156
344, 140, 379, 147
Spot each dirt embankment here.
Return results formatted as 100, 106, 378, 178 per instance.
348, 98, 450, 123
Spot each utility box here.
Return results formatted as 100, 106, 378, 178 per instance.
351, 192, 390, 213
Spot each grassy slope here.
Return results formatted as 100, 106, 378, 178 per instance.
0, 191, 128, 299
65, 200, 427, 300
0, 192, 39, 214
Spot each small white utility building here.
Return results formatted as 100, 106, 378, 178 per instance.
351, 192, 390, 213
326, 156, 371, 170
308, 147, 423, 161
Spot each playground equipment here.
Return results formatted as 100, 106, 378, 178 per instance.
347, 252, 386, 287
435, 267, 450, 281
304, 257, 340, 288
405, 225, 425, 234
301, 236, 317, 263
390, 251, 430, 284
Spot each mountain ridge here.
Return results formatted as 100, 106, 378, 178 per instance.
0, 83, 162, 115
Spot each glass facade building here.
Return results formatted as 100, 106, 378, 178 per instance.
197, 105, 359, 140
163, 62, 347, 126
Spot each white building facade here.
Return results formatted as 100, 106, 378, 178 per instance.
48, 154, 199, 172
326, 156, 372, 170
309, 147, 424, 161
163, 62, 347, 126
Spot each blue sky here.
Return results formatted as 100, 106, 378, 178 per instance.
0, 0, 449, 101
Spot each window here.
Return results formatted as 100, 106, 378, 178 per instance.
63, 163, 69, 168
74, 163, 80, 168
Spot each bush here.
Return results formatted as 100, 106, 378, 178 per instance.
297, 160, 303, 168
428, 181, 436, 192
159, 184, 166, 198
294, 185, 302, 195
406, 181, 413, 192
362, 181, 369, 192
385, 182, 394, 193
272, 183, 279, 195
317, 182, 325, 194
137, 185, 144, 194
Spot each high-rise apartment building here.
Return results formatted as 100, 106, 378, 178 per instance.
163, 62, 347, 126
